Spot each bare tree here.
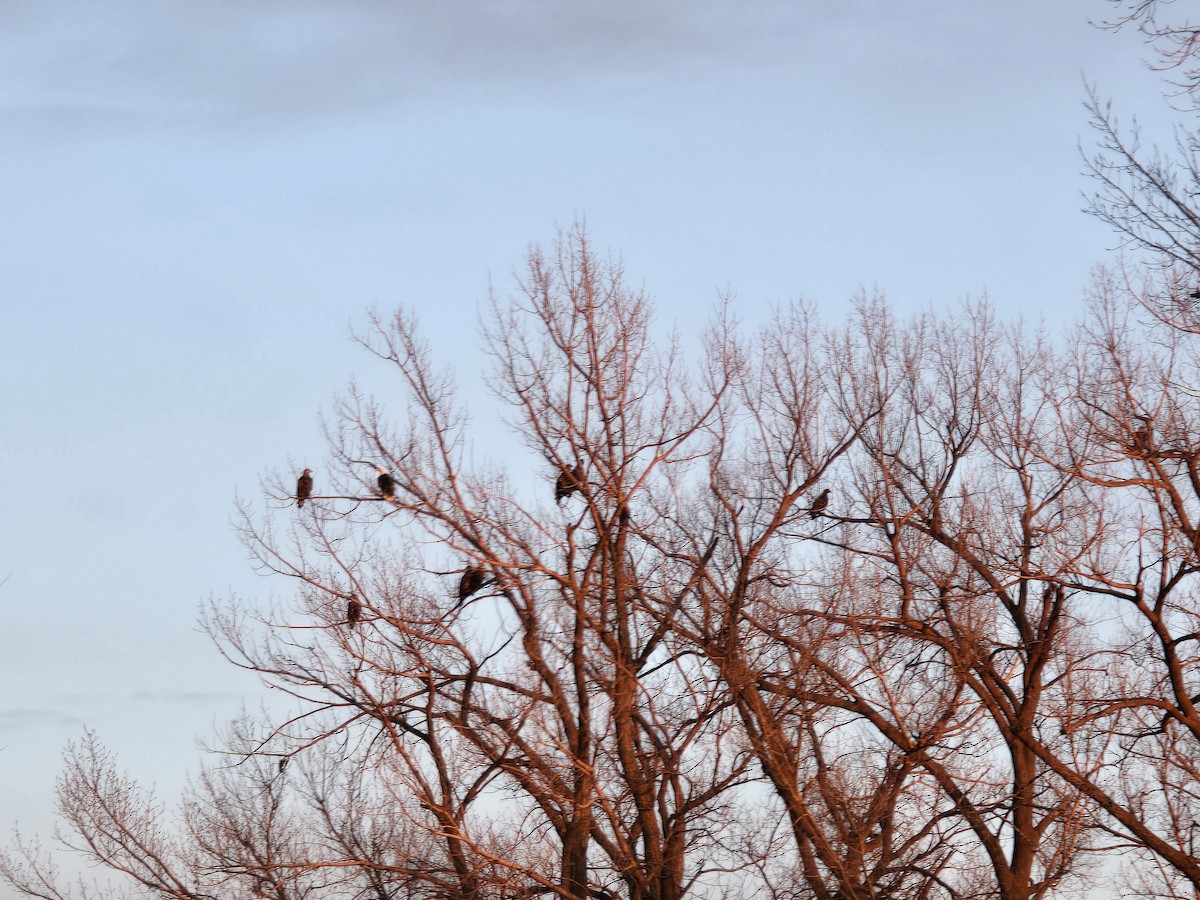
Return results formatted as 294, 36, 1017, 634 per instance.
1086, 2, 1200, 331
1004, 274, 1200, 895
686, 298, 1105, 900
1082, 85, 1200, 332
13, 228, 1200, 900
1101, 1, 1200, 101
1065, 5, 1200, 889
208, 229, 761, 900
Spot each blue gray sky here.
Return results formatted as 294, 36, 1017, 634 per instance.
0, 0, 1173, 886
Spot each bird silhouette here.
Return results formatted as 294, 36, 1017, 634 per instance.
346, 596, 362, 627
809, 488, 830, 518
375, 466, 397, 502
1133, 423, 1151, 452
555, 462, 584, 505
458, 566, 487, 604
296, 469, 313, 508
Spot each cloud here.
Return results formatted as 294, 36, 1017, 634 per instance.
1, 0, 818, 140
128, 690, 251, 706
0, 708, 81, 733
0, 693, 260, 739
45, 690, 253, 707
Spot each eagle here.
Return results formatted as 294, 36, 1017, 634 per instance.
808, 488, 831, 518
458, 566, 487, 604
346, 596, 362, 627
1133, 423, 1151, 452
555, 462, 584, 505
296, 469, 313, 508
376, 466, 397, 502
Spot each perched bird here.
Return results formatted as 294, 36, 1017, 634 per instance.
1133, 423, 1151, 452
346, 596, 362, 627
809, 488, 831, 518
458, 566, 487, 604
376, 466, 397, 502
555, 462, 584, 505
296, 469, 313, 508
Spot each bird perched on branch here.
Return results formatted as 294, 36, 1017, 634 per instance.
808, 488, 830, 518
458, 566, 487, 604
296, 469, 313, 508
346, 596, 362, 627
555, 462, 584, 505
1131, 416, 1153, 454
376, 466, 397, 502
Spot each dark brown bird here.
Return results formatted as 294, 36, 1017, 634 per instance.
809, 488, 830, 518
376, 465, 397, 502
346, 596, 362, 627
296, 469, 313, 508
555, 462, 584, 505
458, 566, 487, 604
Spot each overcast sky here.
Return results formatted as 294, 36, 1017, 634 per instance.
0, 1, 1177, 891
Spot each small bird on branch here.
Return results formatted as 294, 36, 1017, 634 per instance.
346, 595, 362, 627
375, 466, 397, 502
296, 469, 313, 508
555, 461, 584, 505
808, 488, 831, 518
458, 566, 487, 605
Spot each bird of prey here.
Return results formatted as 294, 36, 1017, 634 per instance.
458, 566, 487, 604
555, 462, 584, 504
347, 596, 362, 627
809, 488, 831, 518
376, 466, 397, 502
296, 469, 313, 508
1133, 423, 1151, 452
